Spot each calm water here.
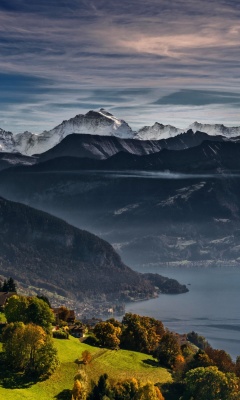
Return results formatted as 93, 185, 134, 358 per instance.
126, 267, 240, 359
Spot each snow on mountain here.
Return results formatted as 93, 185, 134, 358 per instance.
12, 109, 135, 156
0, 128, 15, 152
135, 122, 184, 140
1, 109, 240, 156
188, 122, 240, 138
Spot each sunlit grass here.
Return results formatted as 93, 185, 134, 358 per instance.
0, 336, 172, 399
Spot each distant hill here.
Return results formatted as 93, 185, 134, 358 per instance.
0, 197, 156, 301
0, 197, 187, 300
0, 152, 37, 171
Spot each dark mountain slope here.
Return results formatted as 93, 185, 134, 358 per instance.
0, 197, 159, 300
0, 152, 37, 171
96, 140, 240, 173
38, 130, 226, 163
15, 140, 240, 175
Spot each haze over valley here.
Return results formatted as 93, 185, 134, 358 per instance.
1, 109, 240, 271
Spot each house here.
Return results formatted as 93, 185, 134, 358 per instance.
68, 324, 86, 338
0, 292, 17, 311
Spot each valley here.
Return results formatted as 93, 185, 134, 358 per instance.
0, 109, 240, 311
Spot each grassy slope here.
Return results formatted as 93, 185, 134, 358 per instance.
0, 337, 172, 400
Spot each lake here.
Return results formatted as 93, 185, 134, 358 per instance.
126, 267, 240, 359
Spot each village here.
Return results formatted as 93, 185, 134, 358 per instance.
0, 289, 125, 338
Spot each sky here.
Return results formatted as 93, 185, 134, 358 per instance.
1, 0, 240, 133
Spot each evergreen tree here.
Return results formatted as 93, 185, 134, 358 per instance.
88, 374, 113, 400
1, 277, 17, 292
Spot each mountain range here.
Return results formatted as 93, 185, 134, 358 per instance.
1, 109, 240, 157
1, 138, 240, 270
1, 109, 240, 296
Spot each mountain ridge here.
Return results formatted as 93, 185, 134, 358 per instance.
1, 109, 240, 156
0, 196, 188, 300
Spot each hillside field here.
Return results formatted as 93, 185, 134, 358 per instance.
0, 336, 172, 400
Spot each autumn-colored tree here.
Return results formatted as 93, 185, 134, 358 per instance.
235, 355, 240, 377
72, 379, 82, 400
94, 322, 121, 349
121, 313, 164, 354
155, 386, 165, 400
172, 354, 186, 381
2, 322, 58, 376
82, 350, 92, 365
114, 377, 139, 399
135, 382, 165, 400
182, 366, 239, 400
106, 318, 122, 329
57, 306, 70, 322
205, 347, 235, 373
74, 369, 88, 400
155, 332, 182, 368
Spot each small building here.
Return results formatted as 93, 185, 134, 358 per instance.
0, 292, 17, 311
68, 325, 86, 338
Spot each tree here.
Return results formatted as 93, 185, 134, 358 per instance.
2, 322, 58, 377
94, 322, 121, 349
5, 295, 55, 332
57, 306, 70, 322
114, 378, 139, 400
182, 366, 239, 400
186, 331, 209, 350
121, 313, 164, 354
74, 369, 88, 400
205, 347, 235, 373
186, 349, 212, 371
26, 296, 55, 332
82, 350, 92, 365
4, 295, 29, 323
37, 295, 51, 307
72, 380, 83, 400
135, 382, 165, 400
235, 355, 240, 377
155, 332, 181, 368
0, 277, 17, 292
88, 373, 113, 400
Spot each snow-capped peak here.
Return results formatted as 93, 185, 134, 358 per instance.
135, 122, 184, 140
11, 109, 135, 156
188, 122, 240, 138
0, 128, 15, 152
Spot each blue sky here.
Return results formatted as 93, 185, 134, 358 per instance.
1, 0, 240, 133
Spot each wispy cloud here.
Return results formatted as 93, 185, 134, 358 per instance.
0, 0, 240, 132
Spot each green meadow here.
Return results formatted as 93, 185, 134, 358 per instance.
0, 336, 172, 399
